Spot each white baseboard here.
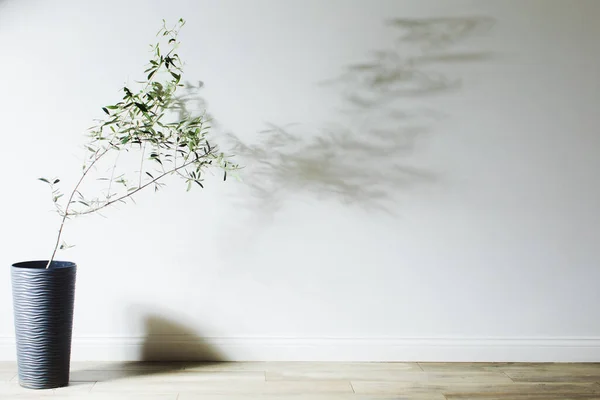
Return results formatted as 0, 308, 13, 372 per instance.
1, 336, 599, 362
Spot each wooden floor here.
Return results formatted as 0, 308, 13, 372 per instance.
1, 361, 600, 399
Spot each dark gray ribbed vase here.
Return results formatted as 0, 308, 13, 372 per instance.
11, 260, 76, 389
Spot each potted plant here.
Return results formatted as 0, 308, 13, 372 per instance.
10, 19, 238, 389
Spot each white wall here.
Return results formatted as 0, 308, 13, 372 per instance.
1, 0, 599, 362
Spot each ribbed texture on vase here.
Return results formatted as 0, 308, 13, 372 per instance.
11, 261, 76, 389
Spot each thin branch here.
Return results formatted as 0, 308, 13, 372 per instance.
139, 142, 146, 187
107, 150, 121, 200
66, 150, 214, 217
46, 147, 111, 268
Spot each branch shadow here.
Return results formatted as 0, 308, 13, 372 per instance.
68, 313, 229, 384
229, 17, 494, 217
172, 16, 495, 219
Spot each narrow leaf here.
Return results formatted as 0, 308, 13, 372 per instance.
135, 102, 149, 112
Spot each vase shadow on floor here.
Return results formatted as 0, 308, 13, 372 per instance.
68, 314, 229, 384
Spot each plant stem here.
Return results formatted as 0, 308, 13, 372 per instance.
139, 142, 146, 187
107, 151, 121, 200
65, 152, 210, 217
46, 148, 110, 269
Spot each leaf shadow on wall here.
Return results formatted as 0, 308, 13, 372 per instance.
186, 16, 495, 217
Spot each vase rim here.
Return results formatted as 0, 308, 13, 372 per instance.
12, 260, 77, 270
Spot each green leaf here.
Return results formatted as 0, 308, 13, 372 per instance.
223, 171, 227, 181
53, 179, 60, 184
135, 102, 149, 112
170, 71, 181, 82
38, 177, 49, 183
149, 153, 163, 165
186, 181, 192, 192
146, 171, 154, 179
195, 180, 204, 188
102, 107, 110, 115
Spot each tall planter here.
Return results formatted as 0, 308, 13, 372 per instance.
11, 261, 76, 389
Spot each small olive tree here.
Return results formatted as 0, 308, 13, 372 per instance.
39, 19, 239, 268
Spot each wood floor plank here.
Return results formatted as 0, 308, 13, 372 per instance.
445, 395, 600, 400
442, 383, 600, 395
70, 361, 189, 371
0, 372, 16, 382
351, 370, 513, 387
69, 369, 265, 383
351, 381, 600, 396
52, 381, 96, 394
180, 361, 421, 373
0, 381, 55, 397
177, 395, 445, 400
0, 362, 16, 372
55, 395, 175, 400
91, 380, 353, 395
499, 363, 600, 383
506, 372, 600, 383
181, 362, 269, 372
499, 363, 600, 373
266, 362, 422, 381
11, 395, 177, 400
418, 362, 516, 373
264, 362, 421, 371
